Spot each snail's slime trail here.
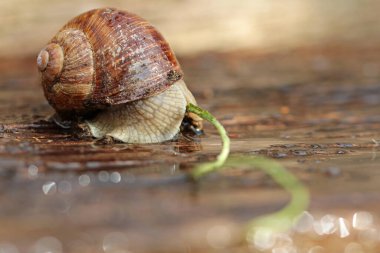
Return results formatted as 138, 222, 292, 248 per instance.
186, 103, 310, 241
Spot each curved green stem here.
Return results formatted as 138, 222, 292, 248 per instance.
186, 103, 230, 179
186, 103, 310, 239
226, 157, 309, 237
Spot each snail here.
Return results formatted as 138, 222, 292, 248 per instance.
37, 8, 202, 143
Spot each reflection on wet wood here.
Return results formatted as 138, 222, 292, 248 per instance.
0, 46, 380, 252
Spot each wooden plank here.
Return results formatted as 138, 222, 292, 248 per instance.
0, 45, 380, 252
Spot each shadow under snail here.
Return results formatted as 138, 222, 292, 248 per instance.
37, 8, 203, 143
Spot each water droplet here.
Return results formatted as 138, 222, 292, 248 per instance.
249, 228, 276, 251
42, 181, 57, 195
338, 217, 350, 238
353, 211, 373, 230
312, 220, 324, 236
28, 164, 39, 179
206, 225, 232, 249
58, 181, 72, 194
103, 232, 128, 253
78, 174, 91, 187
0, 243, 19, 253
34, 236, 62, 253
110, 172, 121, 183
293, 211, 314, 233
98, 171, 110, 182
320, 215, 337, 234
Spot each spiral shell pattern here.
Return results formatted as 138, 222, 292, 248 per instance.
38, 8, 182, 116
87, 81, 187, 143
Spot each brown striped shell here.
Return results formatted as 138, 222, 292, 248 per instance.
37, 8, 203, 143
37, 8, 183, 116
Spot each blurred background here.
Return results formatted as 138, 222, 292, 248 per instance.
1, 0, 380, 58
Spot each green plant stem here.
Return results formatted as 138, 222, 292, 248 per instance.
226, 157, 309, 237
186, 103, 309, 239
186, 103, 230, 179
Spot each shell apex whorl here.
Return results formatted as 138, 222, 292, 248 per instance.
37, 43, 64, 82
38, 28, 95, 114
61, 8, 183, 108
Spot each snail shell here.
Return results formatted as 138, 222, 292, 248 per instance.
37, 8, 202, 143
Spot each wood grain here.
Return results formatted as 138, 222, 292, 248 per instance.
0, 45, 380, 252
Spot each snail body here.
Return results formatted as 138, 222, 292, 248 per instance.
37, 8, 201, 143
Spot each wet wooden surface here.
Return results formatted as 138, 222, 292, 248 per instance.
0, 46, 380, 252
